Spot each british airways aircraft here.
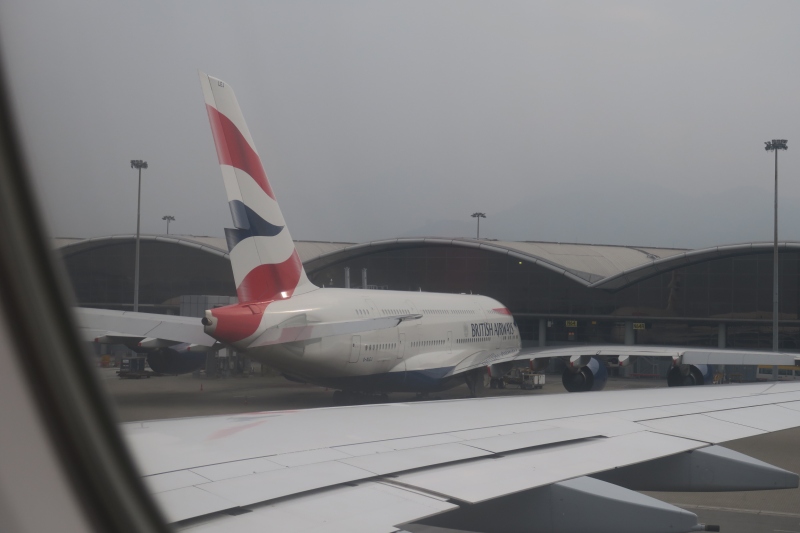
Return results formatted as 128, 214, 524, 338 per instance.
78, 73, 799, 401
57, 75, 800, 532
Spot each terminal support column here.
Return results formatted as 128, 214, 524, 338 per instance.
538, 319, 546, 347
624, 321, 634, 345
717, 322, 727, 382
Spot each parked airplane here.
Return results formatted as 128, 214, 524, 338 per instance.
78, 73, 799, 401
5, 73, 800, 533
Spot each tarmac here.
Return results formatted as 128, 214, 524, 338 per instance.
98, 368, 800, 531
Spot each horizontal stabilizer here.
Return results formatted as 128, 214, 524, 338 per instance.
137, 337, 180, 349
184, 343, 217, 352
415, 476, 703, 533
593, 445, 799, 492
93, 333, 144, 345
76, 307, 215, 347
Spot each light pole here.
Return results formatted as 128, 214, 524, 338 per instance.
162, 215, 175, 235
765, 139, 787, 379
471, 212, 486, 239
131, 159, 148, 312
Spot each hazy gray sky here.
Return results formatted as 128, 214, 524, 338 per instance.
0, 1, 798, 248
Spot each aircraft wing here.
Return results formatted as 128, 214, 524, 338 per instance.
76, 307, 217, 349
126, 382, 800, 532
449, 345, 800, 377
512, 345, 800, 367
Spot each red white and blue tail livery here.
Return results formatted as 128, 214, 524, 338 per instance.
199, 71, 315, 304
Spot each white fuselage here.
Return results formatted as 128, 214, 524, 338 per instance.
242, 288, 520, 393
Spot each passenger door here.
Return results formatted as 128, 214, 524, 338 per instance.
398, 333, 406, 359
349, 335, 361, 363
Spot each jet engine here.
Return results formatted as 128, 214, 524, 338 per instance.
562, 357, 608, 392
146, 348, 205, 375
667, 364, 712, 387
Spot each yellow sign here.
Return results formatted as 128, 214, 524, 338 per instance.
566, 320, 578, 328
633, 322, 646, 330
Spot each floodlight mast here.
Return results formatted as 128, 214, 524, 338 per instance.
162, 215, 175, 235
764, 139, 787, 380
131, 159, 148, 312
471, 212, 486, 239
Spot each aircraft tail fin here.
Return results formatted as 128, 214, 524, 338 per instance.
199, 71, 317, 303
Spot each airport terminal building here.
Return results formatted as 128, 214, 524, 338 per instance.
58, 235, 800, 356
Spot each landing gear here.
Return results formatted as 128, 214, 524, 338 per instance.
332, 390, 350, 406
332, 390, 390, 406
464, 370, 485, 398
489, 378, 505, 389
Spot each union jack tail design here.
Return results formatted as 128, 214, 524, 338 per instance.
199, 72, 317, 303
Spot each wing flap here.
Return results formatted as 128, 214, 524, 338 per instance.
638, 413, 766, 443
194, 461, 374, 508
189, 457, 285, 482
705, 404, 800, 432
155, 486, 238, 524
461, 426, 597, 453
337, 443, 491, 475
145, 470, 210, 494
392, 431, 704, 504
173, 481, 457, 533
653, 390, 800, 417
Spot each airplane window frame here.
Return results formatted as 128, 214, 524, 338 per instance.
0, 63, 169, 532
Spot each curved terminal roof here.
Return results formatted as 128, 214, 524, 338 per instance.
56, 235, 800, 292
57, 235, 353, 265
591, 241, 800, 290
301, 237, 687, 286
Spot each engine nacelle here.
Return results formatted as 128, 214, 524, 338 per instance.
562, 357, 608, 392
146, 348, 205, 375
667, 364, 712, 387
529, 358, 550, 373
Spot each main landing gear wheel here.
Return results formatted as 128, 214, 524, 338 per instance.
333, 390, 389, 406
332, 390, 354, 406
489, 378, 506, 389
465, 370, 485, 398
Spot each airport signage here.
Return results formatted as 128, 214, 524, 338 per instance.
565, 320, 578, 328
633, 322, 646, 330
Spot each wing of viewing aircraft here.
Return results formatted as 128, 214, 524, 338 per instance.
129, 381, 800, 532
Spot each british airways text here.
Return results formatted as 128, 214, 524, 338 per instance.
471, 322, 515, 337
